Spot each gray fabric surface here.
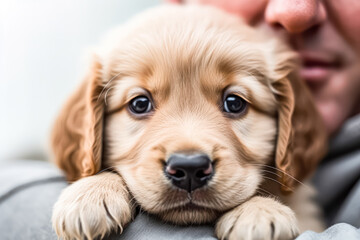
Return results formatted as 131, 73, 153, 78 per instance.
113, 214, 215, 240
313, 150, 360, 207
0, 160, 65, 199
313, 114, 360, 228
296, 223, 360, 240
326, 114, 360, 157
0, 160, 66, 240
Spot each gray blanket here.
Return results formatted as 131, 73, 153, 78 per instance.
313, 114, 360, 227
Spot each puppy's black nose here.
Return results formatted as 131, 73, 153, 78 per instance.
165, 153, 214, 192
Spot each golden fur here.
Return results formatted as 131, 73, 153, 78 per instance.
51, 5, 327, 240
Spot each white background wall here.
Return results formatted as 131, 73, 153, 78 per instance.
0, 0, 160, 161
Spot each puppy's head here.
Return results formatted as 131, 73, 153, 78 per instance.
52, 6, 327, 224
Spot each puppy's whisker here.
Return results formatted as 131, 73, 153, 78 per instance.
256, 187, 277, 199
249, 163, 309, 189
207, 161, 307, 190
104, 86, 116, 106
262, 176, 294, 192
97, 72, 121, 102
260, 169, 282, 178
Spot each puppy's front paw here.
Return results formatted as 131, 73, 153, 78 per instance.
52, 172, 133, 240
215, 196, 299, 240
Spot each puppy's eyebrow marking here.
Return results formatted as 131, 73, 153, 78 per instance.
126, 87, 149, 100
224, 85, 251, 103
233, 75, 277, 114
105, 77, 142, 114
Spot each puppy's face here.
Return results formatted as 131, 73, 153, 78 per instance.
52, 6, 327, 225
103, 7, 280, 224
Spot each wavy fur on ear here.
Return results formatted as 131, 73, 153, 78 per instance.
271, 50, 328, 192
51, 59, 104, 181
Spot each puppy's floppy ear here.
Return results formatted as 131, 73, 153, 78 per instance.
51, 58, 104, 181
270, 50, 328, 192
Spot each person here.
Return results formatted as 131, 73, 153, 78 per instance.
166, 0, 360, 137
0, 1, 359, 239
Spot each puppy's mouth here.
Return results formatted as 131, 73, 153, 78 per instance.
159, 187, 222, 212
157, 192, 223, 224
173, 202, 211, 211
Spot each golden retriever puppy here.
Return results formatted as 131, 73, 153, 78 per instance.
51, 5, 327, 240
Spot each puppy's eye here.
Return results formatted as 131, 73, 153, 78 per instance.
129, 96, 152, 114
223, 94, 247, 114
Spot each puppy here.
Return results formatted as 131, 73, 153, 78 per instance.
51, 5, 327, 240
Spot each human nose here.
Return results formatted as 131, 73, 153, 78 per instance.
265, 0, 327, 33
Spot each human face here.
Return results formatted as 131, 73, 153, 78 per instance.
168, 0, 360, 136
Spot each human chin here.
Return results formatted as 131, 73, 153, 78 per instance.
314, 66, 360, 136
316, 99, 344, 136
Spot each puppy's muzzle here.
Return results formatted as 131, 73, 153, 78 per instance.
165, 153, 214, 192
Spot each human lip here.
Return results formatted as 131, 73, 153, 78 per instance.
299, 51, 340, 84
